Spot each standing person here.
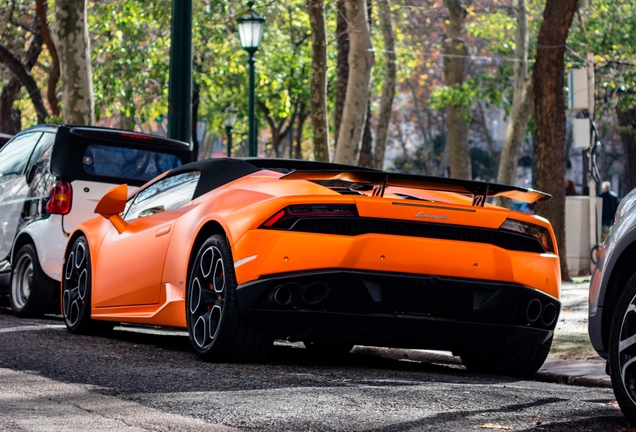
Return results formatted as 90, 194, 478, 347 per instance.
601, 181, 620, 241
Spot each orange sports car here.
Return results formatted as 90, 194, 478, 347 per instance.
62, 159, 560, 375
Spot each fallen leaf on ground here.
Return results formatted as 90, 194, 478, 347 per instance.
605, 400, 620, 408
476, 424, 514, 430
562, 307, 574, 312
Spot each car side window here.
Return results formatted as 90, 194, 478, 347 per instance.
0, 132, 43, 178
124, 171, 200, 221
26, 133, 55, 176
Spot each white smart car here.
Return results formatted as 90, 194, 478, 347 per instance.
0, 125, 192, 316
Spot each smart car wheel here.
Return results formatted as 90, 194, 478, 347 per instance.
186, 234, 273, 362
609, 274, 636, 423
10, 243, 56, 317
62, 236, 113, 334
460, 336, 552, 377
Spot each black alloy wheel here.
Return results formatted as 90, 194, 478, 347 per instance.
186, 234, 273, 361
609, 274, 636, 422
62, 236, 113, 334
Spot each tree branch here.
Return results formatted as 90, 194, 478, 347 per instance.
0, 44, 48, 123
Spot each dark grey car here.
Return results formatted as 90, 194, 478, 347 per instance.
589, 186, 636, 420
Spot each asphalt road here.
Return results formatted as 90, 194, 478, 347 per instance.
0, 306, 629, 432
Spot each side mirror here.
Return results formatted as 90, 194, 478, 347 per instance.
95, 184, 128, 234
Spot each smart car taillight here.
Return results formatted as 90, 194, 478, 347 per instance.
500, 218, 555, 253
262, 204, 358, 229
46, 180, 72, 215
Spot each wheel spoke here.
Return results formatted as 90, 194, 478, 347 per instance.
620, 334, 636, 354
622, 356, 636, 386
65, 252, 74, 280
200, 247, 214, 279
209, 305, 222, 340
74, 242, 85, 269
193, 310, 212, 348
77, 269, 88, 301
213, 258, 224, 293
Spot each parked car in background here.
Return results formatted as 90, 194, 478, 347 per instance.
63, 158, 560, 375
589, 186, 636, 421
0, 125, 192, 317
0, 133, 13, 149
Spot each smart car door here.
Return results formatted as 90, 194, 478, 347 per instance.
0, 132, 43, 261
93, 171, 200, 307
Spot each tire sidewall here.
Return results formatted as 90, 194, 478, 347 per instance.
609, 274, 636, 422
186, 235, 237, 358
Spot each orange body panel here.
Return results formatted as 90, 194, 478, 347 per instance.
67, 170, 561, 330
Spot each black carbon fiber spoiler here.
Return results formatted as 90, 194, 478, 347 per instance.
281, 170, 551, 206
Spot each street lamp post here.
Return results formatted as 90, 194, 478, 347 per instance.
237, 2, 265, 158
223, 107, 237, 157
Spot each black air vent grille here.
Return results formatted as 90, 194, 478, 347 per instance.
287, 217, 545, 253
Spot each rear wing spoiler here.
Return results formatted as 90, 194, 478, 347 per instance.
281, 170, 551, 205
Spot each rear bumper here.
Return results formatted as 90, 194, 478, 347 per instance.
236, 269, 560, 353
232, 229, 561, 299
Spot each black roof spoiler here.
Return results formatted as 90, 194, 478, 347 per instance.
281, 170, 551, 205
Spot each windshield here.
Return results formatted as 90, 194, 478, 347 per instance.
82, 144, 183, 183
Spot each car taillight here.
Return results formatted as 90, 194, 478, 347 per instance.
261, 204, 358, 229
500, 218, 555, 253
46, 180, 72, 215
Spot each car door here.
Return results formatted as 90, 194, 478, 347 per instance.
92, 171, 200, 308
0, 132, 43, 261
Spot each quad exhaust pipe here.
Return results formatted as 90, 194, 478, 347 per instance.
270, 281, 331, 308
541, 303, 557, 327
302, 281, 330, 305
524, 298, 542, 324
522, 298, 557, 328
272, 282, 301, 306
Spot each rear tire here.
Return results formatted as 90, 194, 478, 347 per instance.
460, 336, 552, 377
10, 243, 56, 317
186, 234, 273, 362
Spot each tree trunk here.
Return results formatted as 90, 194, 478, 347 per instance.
307, 0, 330, 162
0, 82, 22, 134
494, 0, 534, 207
533, 0, 578, 282
191, 81, 200, 160
618, 107, 636, 194
295, 105, 308, 159
334, 0, 349, 151
334, 0, 375, 165
373, 0, 396, 170
358, 103, 374, 167
52, 0, 94, 125
443, 0, 471, 179
36, 0, 60, 117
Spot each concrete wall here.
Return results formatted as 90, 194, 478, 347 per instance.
565, 196, 602, 276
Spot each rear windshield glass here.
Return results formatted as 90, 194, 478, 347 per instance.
82, 145, 182, 182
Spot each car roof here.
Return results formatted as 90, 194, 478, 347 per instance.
17, 124, 190, 150
167, 158, 378, 200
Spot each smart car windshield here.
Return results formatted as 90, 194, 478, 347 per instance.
82, 144, 182, 183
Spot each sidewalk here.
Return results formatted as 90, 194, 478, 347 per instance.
354, 280, 611, 388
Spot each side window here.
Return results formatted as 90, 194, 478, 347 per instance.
0, 132, 42, 177
27, 134, 56, 199
26, 132, 55, 175
124, 171, 200, 221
